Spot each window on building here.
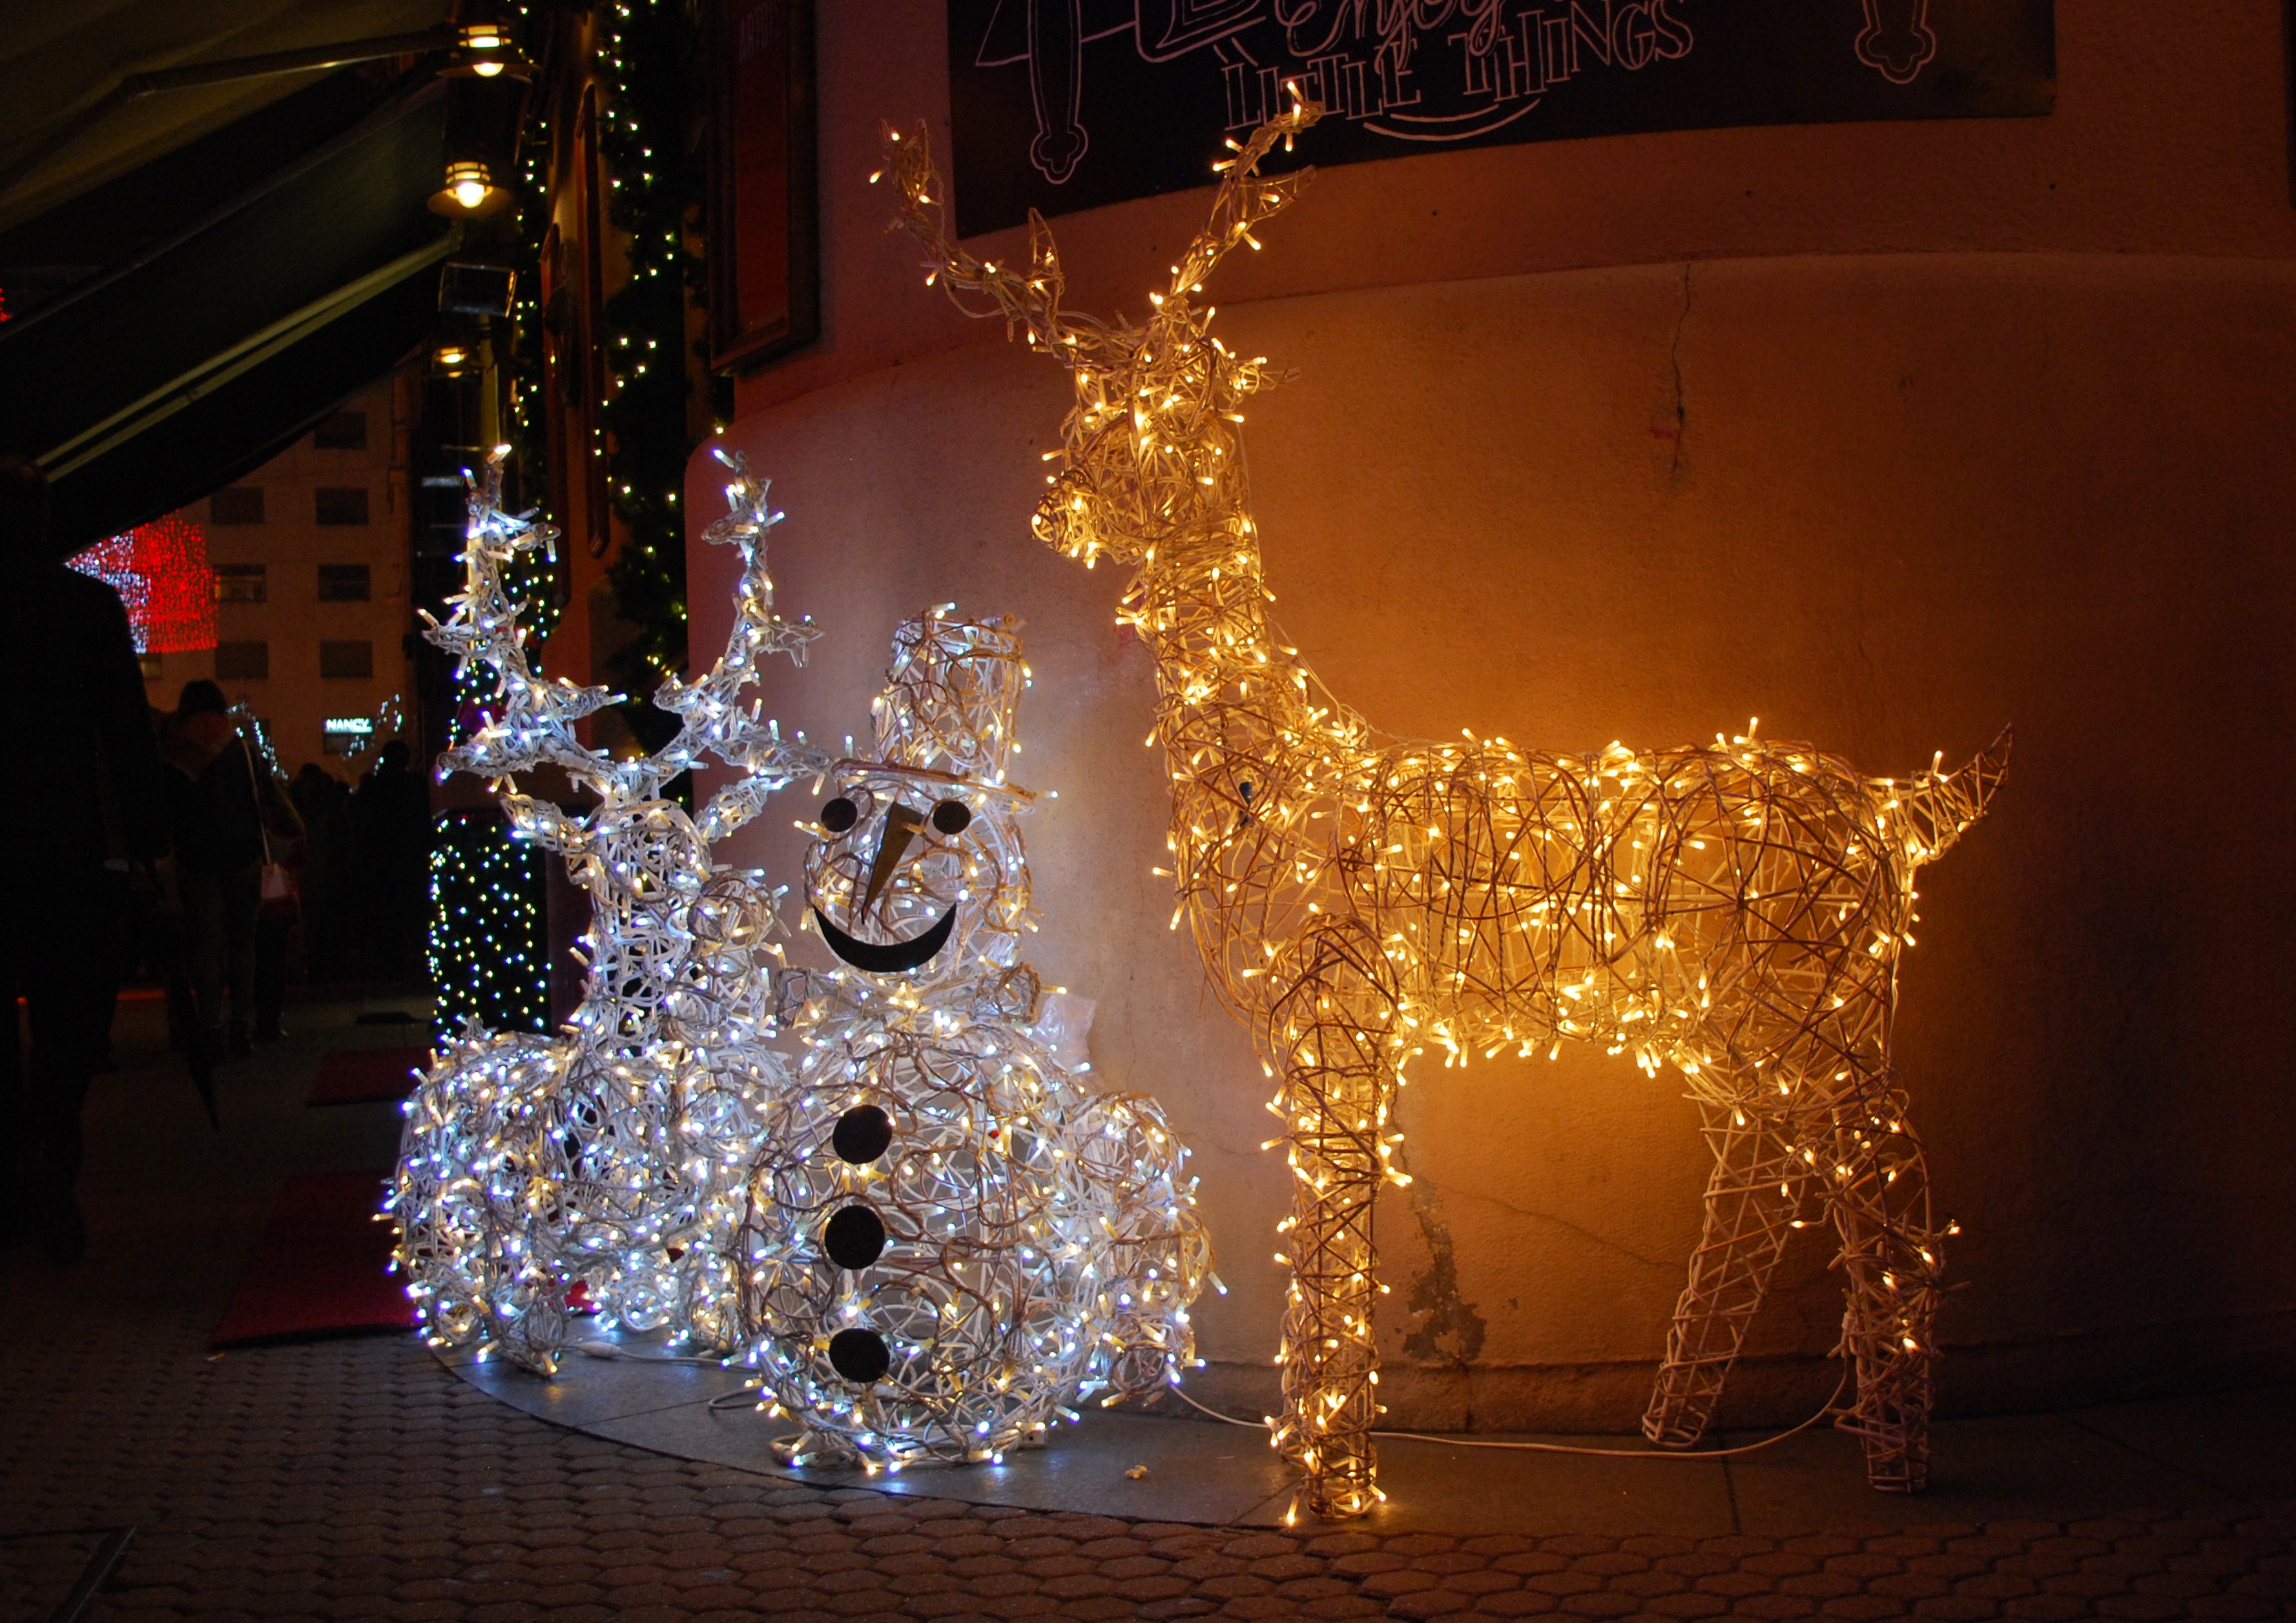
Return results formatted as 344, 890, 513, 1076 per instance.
210, 486, 264, 525
215, 641, 269, 679
313, 410, 368, 450
315, 487, 370, 525
316, 563, 371, 601
214, 563, 266, 603
319, 639, 373, 679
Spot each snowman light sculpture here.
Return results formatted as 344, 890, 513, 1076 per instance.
732, 609, 1213, 1467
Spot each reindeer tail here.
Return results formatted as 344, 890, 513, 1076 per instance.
1883, 724, 2012, 867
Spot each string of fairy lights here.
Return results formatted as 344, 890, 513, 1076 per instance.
592, 0, 705, 739
67, 514, 217, 654
428, 811, 552, 1036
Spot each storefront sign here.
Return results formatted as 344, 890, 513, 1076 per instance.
946, 0, 2055, 236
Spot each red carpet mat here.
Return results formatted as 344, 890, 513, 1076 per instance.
307, 1046, 430, 1106
211, 1172, 413, 1348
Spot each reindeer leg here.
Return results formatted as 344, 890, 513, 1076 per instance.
1644, 1084, 1811, 1448
1817, 1060, 1944, 1491
1265, 920, 1401, 1520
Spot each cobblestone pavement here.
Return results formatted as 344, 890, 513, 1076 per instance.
5, 998, 2293, 1621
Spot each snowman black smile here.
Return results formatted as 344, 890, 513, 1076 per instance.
814, 905, 958, 974
812, 796, 971, 974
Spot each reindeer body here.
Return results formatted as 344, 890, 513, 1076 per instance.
887, 102, 2005, 1517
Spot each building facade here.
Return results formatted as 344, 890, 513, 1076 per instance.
140, 374, 415, 778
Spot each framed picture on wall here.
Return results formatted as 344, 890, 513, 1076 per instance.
707, 0, 820, 372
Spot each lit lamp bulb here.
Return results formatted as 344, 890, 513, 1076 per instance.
430, 160, 510, 218
439, 19, 528, 79
462, 22, 504, 72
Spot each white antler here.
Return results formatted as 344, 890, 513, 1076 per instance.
422, 446, 829, 829
423, 448, 622, 797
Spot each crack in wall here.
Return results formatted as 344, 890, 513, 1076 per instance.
1667, 262, 1693, 484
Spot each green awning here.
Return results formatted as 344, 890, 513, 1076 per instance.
0, 81, 457, 554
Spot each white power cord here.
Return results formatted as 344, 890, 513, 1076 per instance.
1166, 1375, 1850, 1459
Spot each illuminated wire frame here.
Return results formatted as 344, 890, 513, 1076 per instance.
731, 610, 1213, 1469
884, 101, 2011, 1516
392, 447, 831, 1372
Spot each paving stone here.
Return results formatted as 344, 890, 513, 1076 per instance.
1474, 1596, 1565, 1617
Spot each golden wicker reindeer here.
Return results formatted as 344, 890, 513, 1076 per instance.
882, 99, 2008, 1518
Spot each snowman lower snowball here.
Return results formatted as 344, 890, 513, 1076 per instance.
731, 609, 1215, 1467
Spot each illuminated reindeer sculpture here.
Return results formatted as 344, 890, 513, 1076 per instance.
885, 100, 2009, 1516
395, 448, 828, 1370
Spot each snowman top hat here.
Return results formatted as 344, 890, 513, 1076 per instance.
865, 606, 1028, 785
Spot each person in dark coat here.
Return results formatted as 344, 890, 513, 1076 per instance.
352, 739, 433, 976
0, 453, 166, 1265
160, 681, 278, 1060
289, 762, 351, 980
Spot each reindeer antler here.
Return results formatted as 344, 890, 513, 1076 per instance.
425, 448, 623, 798
657, 448, 833, 842
425, 446, 827, 837
880, 123, 1106, 360
1172, 88, 1323, 304
882, 94, 1323, 355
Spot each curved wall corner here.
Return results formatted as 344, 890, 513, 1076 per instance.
688, 1, 2296, 1430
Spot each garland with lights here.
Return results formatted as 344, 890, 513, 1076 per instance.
593, 0, 707, 744
885, 101, 2011, 1516
428, 811, 552, 1035
393, 447, 829, 1372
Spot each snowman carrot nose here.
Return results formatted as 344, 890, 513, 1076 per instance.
864, 803, 929, 913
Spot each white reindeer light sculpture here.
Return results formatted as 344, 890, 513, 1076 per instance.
393, 448, 829, 1370
884, 100, 2009, 1517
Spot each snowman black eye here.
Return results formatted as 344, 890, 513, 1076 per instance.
930, 799, 971, 835
820, 796, 858, 832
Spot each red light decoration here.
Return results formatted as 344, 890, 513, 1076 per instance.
69, 513, 218, 654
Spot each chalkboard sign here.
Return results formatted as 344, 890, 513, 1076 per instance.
946, 0, 2055, 237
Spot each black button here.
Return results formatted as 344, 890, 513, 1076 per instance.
820, 796, 858, 832
828, 1327, 891, 1383
831, 1104, 893, 1164
930, 798, 971, 834
823, 1204, 886, 1269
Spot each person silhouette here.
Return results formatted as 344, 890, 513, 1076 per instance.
0, 454, 165, 1263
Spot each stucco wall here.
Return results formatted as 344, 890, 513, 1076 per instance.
689, 1, 2296, 1429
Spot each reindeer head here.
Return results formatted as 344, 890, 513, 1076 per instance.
882, 99, 1325, 579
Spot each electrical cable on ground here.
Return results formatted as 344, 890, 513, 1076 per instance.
1168, 1376, 1850, 1459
